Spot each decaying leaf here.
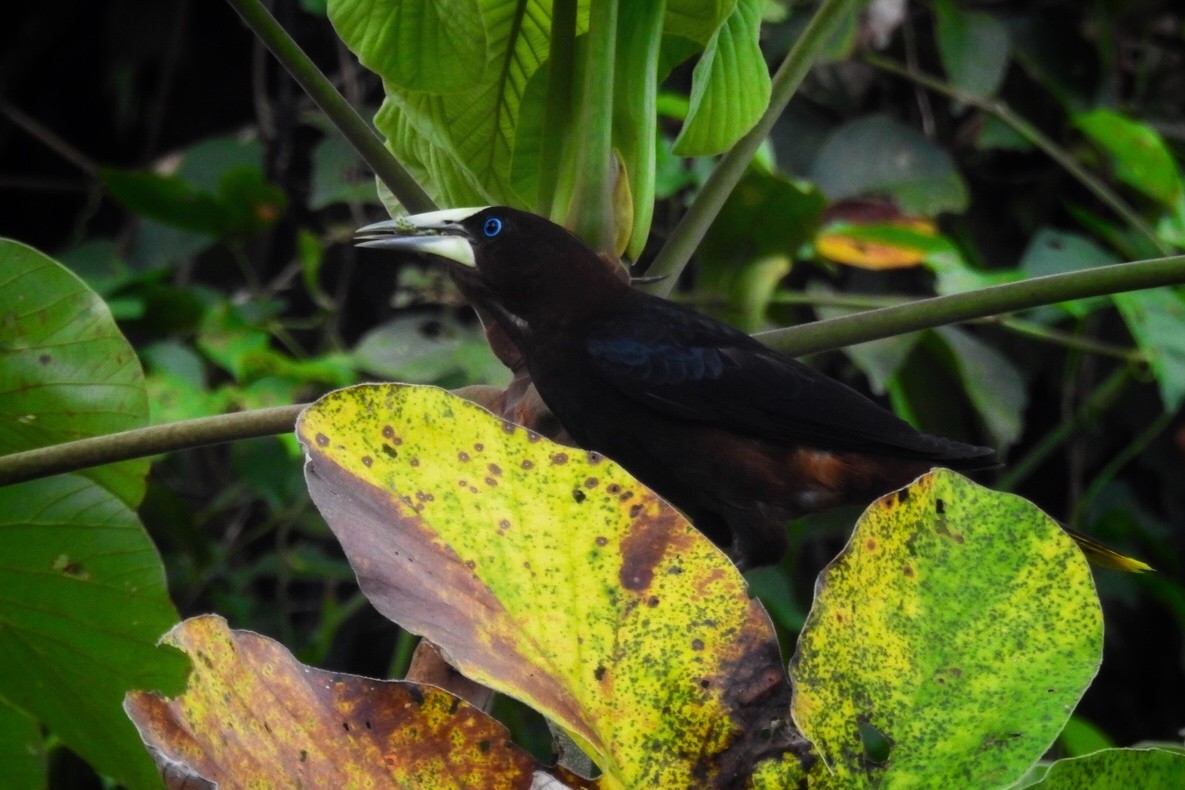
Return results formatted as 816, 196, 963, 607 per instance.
791, 469, 1103, 788
297, 383, 808, 787
125, 615, 569, 789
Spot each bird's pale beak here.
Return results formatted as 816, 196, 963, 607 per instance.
354, 207, 489, 268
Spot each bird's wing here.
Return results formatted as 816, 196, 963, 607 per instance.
583, 300, 991, 461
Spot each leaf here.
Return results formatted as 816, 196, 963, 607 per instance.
1023, 748, 1185, 789
935, 326, 1027, 450
613, 1, 664, 259
1114, 288, 1185, 411
1057, 715, 1113, 758
1074, 109, 1184, 208
126, 615, 574, 789
0, 241, 187, 789
934, 0, 1011, 100
791, 470, 1103, 788
340, 0, 587, 209
328, 0, 488, 94
816, 219, 941, 270
1018, 228, 1118, 318
811, 115, 969, 215
672, 0, 771, 156
0, 477, 187, 790
0, 240, 148, 506
298, 383, 803, 787
0, 698, 45, 790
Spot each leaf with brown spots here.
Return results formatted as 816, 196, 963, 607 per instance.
297, 384, 808, 787
125, 615, 574, 789
791, 470, 1103, 788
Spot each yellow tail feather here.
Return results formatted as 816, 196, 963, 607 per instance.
1062, 525, 1153, 573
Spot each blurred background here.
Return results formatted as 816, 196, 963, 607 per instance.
2, 0, 1182, 783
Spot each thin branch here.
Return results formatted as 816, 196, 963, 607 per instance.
644, 0, 869, 294
0, 405, 307, 488
863, 54, 1173, 257
224, 0, 435, 214
755, 254, 1185, 356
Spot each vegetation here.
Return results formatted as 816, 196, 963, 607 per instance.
1, 0, 1184, 786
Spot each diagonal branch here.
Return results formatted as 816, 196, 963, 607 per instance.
225, 0, 435, 213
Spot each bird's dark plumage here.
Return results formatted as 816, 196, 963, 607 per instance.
357, 206, 1001, 569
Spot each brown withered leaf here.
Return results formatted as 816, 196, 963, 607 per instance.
125, 615, 583, 789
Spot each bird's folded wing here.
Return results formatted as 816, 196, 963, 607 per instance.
583, 308, 991, 462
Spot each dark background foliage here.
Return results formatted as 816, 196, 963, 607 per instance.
2, 1, 1183, 784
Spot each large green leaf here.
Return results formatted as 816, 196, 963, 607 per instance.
328, 0, 488, 93
335, 0, 587, 210
0, 241, 148, 505
298, 383, 805, 786
792, 470, 1102, 788
672, 0, 770, 156
0, 241, 186, 789
0, 698, 45, 790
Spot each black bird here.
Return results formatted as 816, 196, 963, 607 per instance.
356, 206, 1140, 572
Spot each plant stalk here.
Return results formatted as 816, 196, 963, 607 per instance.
225, 0, 435, 213
644, 0, 869, 294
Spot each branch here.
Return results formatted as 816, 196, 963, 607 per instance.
0, 405, 307, 488
225, 0, 435, 214
4, 256, 1182, 488
756, 254, 1185, 355
644, 0, 869, 294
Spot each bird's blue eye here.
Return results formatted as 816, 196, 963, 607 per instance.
483, 217, 503, 237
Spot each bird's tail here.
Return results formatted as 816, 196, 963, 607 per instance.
1061, 524, 1153, 573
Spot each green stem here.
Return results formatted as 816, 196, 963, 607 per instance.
644, 0, 869, 294
756, 254, 1185, 356
863, 54, 1171, 257
537, 0, 578, 217
224, 0, 435, 214
995, 365, 1131, 491
0, 405, 307, 488
565, 0, 619, 252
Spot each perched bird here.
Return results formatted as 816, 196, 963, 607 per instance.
357, 206, 1143, 572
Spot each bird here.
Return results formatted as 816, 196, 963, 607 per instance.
356, 206, 1147, 573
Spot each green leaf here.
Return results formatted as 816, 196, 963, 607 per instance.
298, 383, 800, 786
0, 241, 187, 788
935, 326, 1027, 450
341, 0, 588, 209
664, 0, 736, 42
1074, 109, 1184, 208
101, 168, 227, 237
0, 477, 187, 790
0, 240, 148, 506
0, 698, 45, 790
1018, 228, 1119, 318
1113, 288, 1185, 411
792, 470, 1103, 788
697, 166, 825, 330
613, 1, 665, 259
934, 0, 1011, 100
1057, 715, 1113, 758
811, 115, 969, 215
328, 0, 488, 93
672, 0, 771, 156
1025, 748, 1185, 789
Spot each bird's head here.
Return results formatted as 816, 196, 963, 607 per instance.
355, 206, 629, 330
